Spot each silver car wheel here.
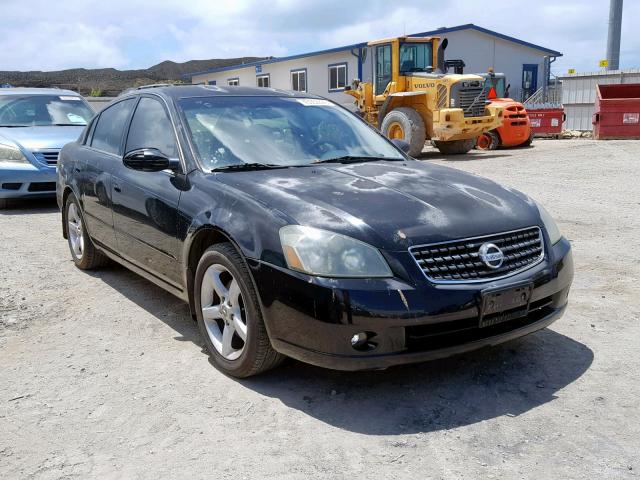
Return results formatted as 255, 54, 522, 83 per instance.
67, 202, 85, 259
200, 263, 248, 361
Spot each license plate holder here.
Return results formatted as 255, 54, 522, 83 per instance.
479, 283, 533, 328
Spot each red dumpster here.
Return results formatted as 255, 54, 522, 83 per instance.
593, 83, 640, 139
527, 107, 565, 137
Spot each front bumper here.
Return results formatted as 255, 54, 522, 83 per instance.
0, 162, 56, 199
249, 238, 573, 371
432, 106, 504, 141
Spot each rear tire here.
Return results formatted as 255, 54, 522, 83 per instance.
433, 138, 476, 155
65, 193, 109, 270
476, 131, 499, 150
380, 107, 426, 157
523, 131, 534, 147
194, 243, 284, 378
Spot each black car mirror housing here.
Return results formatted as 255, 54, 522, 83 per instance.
123, 148, 180, 173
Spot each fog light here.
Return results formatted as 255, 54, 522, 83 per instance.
351, 332, 368, 347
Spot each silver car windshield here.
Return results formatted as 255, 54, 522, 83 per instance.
0, 94, 94, 127
179, 96, 404, 169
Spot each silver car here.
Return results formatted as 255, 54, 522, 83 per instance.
0, 88, 94, 208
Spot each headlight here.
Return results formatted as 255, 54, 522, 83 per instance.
0, 142, 28, 163
279, 225, 392, 278
536, 202, 562, 245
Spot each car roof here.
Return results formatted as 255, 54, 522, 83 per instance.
0, 87, 82, 96
120, 84, 321, 101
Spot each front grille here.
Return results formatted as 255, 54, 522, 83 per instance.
410, 226, 544, 283
2, 182, 22, 190
32, 150, 60, 166
27, 182, 56, 192
458, 86, 487, 117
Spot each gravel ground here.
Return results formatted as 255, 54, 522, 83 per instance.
1, 139, 639, 479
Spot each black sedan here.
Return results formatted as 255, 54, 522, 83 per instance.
57, 85, 573, 378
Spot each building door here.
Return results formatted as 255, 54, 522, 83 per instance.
521, 64, 538, 101
375, 44, 392, 95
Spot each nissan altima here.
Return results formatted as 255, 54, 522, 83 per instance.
57, 85, 573, 378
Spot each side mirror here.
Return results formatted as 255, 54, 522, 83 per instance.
391, 138, 411, 154
123, 148, 179, 172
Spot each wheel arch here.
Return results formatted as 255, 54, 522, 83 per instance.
184, 225, 247, 319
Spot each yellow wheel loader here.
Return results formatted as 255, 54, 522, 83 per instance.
345, 36, 504, 156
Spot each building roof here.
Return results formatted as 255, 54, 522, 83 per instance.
185, 23, 562, 80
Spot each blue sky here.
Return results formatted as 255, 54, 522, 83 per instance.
0, 0, 638, 76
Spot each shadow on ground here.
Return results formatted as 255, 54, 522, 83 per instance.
0, 198, 58, 216
90, 261, 593, 436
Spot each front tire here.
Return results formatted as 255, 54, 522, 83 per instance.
194, 243, 284, 378
380, 107, 426, 157
476, 131, 499, 150
433, 138, 476, 155
65, 193, 108, 270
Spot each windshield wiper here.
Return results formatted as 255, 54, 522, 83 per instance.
313, 155, 402, 165
0, 124, 30, 127
211, 162, 287, 172
51, 123, 86, 126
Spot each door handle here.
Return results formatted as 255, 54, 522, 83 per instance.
113, 183, 122, 193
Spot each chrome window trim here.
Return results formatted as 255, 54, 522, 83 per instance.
408, 226, 545, 285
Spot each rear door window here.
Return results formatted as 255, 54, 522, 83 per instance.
91, 98, 135, 155
125, 97, 178, 158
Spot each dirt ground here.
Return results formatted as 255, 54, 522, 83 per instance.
1, 139, 639, 479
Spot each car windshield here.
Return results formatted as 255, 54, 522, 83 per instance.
0, 94, 94, 127
179, 96, 404, 169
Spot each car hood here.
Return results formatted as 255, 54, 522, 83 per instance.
0, 126, 84, 151
214, 160, 542, 251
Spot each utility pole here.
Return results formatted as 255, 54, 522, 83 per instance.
606, 0, 623, 70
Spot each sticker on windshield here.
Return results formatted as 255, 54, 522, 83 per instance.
67, 113, 86, 123
296, 98, 335, 107
59, 96, 82, 101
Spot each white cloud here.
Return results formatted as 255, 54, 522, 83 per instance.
0, 0, 638, 74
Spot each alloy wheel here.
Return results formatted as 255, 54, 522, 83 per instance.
200, 264, 248, 360
67, 203, 84, 259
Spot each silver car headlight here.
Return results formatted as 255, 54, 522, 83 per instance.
536, 201, 562, 245
279, 225, 392, 278
0, 142, 28, 164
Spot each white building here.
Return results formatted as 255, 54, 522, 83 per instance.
186, 24, 561, 106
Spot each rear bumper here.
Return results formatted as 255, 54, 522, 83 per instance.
0, 163, 56, 199
249, 238, 573, 371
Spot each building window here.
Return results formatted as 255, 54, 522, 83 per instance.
291, 69, 307, 92
328, 63, 347, 91
228, 78, 239, 86
207, 80, 217, 86
256, 74, 270, 88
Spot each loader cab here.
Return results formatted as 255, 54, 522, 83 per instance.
370, 37, 440, 97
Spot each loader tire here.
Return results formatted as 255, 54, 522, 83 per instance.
433, 138, 476, 155
380, 107, 426, 157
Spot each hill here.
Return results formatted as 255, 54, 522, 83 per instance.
0, 57, 266, 96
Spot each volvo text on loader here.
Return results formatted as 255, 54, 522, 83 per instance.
344, 36, 504, 156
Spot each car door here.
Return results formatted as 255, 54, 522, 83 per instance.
79, 98, 136, 250
111, 95, 183, 287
